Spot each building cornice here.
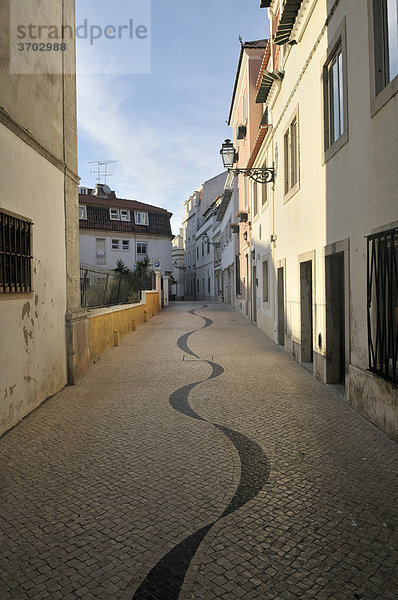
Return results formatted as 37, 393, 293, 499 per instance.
0, 105, 80, 183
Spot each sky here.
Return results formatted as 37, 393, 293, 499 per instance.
76, 0, 270, 234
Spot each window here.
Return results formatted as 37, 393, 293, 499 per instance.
135, 212, 149, 225
284, 114, 299, 196
323, 20, 348, 159
261, 163, 268, 207
120, 210, 130, 222
244, 178, 249, 209
367, 227, 398, 384
202, 242, 204, 257
122, 240, 130, 251
79, 205, 87, 220
137, 241, 148, 255
373, 0, 398, 95
207, 239, 210, 254
197, 247, 199, 259
326, 46, 344, 146
208, 277, 211, 293
262, 259, 269, 303
197, 279, 199, 292
109, 208, 120, 220
0, 210, 32, 293
252, 182, 258, 216
96, 238, 106, 265
111, 239, 120, 250
236, 255, 241, 296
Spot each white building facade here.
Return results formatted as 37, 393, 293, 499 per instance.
79, 185, 173, 276
246, 0, 398, 440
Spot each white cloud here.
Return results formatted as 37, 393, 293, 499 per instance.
77, 73, 226, 233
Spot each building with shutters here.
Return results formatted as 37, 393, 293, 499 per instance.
79, 184, 173, 276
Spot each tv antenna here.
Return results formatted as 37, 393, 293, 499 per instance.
89, 160, 118, 183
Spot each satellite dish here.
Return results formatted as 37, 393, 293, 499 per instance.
102, 184, 111, 195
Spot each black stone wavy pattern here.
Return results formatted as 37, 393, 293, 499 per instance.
132, 305, 269, 600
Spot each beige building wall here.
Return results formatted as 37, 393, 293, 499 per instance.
229, 43, 267, 320
0, 0, 81, 435
252, 0, 397, 439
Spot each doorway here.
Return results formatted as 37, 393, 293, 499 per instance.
277, 266, 285, 345
326, 252, 346, 385
300, 260, 313, 364
245, 254, 249, 317
252, 265, 257, 323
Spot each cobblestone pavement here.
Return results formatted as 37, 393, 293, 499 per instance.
0, 302, 397, 600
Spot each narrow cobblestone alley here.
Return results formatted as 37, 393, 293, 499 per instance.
0, 303, 397, 600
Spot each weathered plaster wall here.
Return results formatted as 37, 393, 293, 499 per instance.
0, 127, 68, 436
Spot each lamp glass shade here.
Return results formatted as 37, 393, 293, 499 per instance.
220, 139, 236, 169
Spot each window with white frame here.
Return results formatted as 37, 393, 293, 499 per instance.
111, 239, 119, 250
244, 177, 249, 209
262, 259, 269, 303
261, 162, 268, 207
122, 240, 130, 251
137, 241, 148, 255
120, 209, 130, 222
323, 20, 348, 159
284, 115, 299, 195
79, 205, 87, 220
252, 181, 258, 217
373, 0, 398, 95
109, 208, 120, 221
135, 212, 149, 225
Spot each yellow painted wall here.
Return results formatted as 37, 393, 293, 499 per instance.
88, 290, 161, 365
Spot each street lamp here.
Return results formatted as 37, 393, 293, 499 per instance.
220, 138, 275, 184
203, 233, 220, 248
173, 260, 186, 271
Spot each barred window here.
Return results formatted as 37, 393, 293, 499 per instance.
367, 227, 398, 384
0, 210, 33, 293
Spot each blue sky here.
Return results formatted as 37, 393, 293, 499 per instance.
77, 1, 270, 233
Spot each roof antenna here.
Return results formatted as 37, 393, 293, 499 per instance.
239, 35, 243, 45
89, 160, 119, 184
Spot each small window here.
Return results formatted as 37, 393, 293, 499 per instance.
207, 240, 210, 254
137, 241, 148, 255
208, 277, 211, 293
135, 212, 149, 225
122, 240, 130, 251
262, 259, 269, 303
197, 279, 199, 292
0, 210, 32, 293
95, 238, 106, 265
284, 115, 299, 196
324, 45, 345, 148
261, 162, 268, 207
120, 210, 130, 222
197, 247, 199, 259
109, 208, 120, 221
323, 20, 348, 159
373, 0, 398, 95
252, 182, 258, 217
79, 205, 87, 220
202, 243, 204, 257
111, 239, 119, 250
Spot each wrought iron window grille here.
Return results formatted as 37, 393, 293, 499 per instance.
367, 227, 398, 385
0, 210, 33, 293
